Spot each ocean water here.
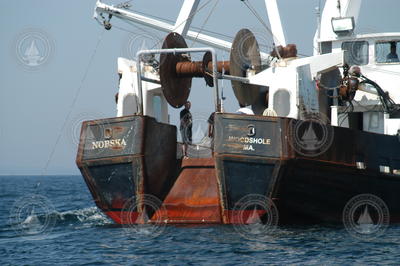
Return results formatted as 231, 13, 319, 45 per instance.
1, 175, 400, 265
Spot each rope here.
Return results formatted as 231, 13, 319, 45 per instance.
41, 29, 105, 175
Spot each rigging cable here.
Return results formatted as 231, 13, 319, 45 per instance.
41, 29, 106, 175
117, 0, 216, 51
241, 0, 282, 60
190, 0, 220, 47
130, 8, 235, 41
111, 1, 311, 58
122, 7, 311, 58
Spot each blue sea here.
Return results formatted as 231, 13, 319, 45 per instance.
1, 175, 400, 265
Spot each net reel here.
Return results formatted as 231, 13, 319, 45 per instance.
159, 29, 264, 110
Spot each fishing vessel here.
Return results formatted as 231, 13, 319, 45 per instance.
77, 0, 400, 225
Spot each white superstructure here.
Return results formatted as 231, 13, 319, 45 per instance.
315, 0, 400, 135
95, 0, 400, 137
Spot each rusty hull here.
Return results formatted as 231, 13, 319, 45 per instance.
76, 115, 224, 225
152, 158, 222, 224
76, 115, 178, 223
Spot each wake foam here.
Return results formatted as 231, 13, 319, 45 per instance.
55, 207, 112, 226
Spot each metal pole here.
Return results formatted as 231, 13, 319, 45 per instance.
211, 49, 220, 112
136, 47, 220, 114
316, 3, 321, 55
135, 59, 144, 115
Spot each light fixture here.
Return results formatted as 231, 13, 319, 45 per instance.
331, 17, 355, 36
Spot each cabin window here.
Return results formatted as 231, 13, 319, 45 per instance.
320, 41, 332, 54
341, 41, 369, 66
152, 95, 162, 122
375, 41, 400, 64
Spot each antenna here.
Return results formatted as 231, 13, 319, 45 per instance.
315, 1, 321, 54
337, 0, 342, 17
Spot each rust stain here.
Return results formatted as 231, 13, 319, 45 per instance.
152, 158, 222, 223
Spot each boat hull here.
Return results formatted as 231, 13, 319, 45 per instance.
76, 114, 400, 225
76, 115, 179, 224
214, 113, 400, 224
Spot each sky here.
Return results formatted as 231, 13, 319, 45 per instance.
1, 0, 399, 175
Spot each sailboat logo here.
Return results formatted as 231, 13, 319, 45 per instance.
343, 194, 390, 240
15, 29, 53, 70
23, 40, 44, 66
233, 194, 279, 241
300, 121, 321, 149
245, 206, 265, 235
356, 205, 375, 234
291, 113, 334, 157
8, 194, 56, 240
124, 33, 161, 62
121, 194, 166, 239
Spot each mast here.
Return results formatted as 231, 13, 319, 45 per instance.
264, 0, 286, 46
315, 3, 321, 55
314, 0, 362, 43
174, 0, 200, 37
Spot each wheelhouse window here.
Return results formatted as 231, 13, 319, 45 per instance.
341, 41, 369, 66
376, 41, 400, 64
